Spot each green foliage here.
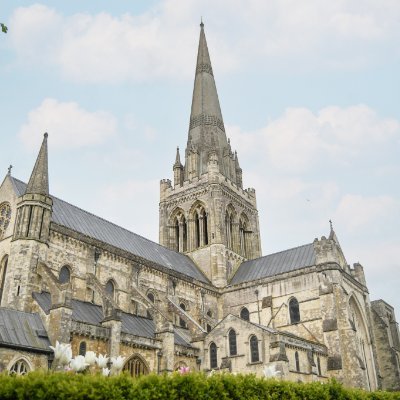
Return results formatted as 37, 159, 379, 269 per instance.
0, 372, 399, 400
1, 23, 7, 33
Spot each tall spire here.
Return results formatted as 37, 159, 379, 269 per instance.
174, 146, 182, 168
186, 22, 229, 178
26, 133, 49, 196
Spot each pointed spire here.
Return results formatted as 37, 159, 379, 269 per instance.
26, 133, 49, 196
186, 22, 229, 178
234, 151, 241, 169
174, 146, 182, 167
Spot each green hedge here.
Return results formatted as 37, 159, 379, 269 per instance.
0, 372, 399, 400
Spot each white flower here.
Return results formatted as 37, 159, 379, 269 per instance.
49, 341, 63, 361
85, 351, 97, 365
102, 367, 110, 377
59, 345, 72, 366
110, 355, 125, 372
96, 354, 109, 369
70, 355, 89, 372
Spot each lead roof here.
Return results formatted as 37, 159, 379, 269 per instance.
0, 308, 51, 353
11, 177, 209, 284
229, 243, 316, 285
33, 292, 193, 347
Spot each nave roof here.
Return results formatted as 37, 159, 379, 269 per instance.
10, 177, 209, 284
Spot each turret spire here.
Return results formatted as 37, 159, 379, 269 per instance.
174, 146, 182, 167
26, 133, 49, 196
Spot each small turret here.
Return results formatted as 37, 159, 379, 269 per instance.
173, 147, 184, 187
14, 133, 53, 242
235, 151, 243, 188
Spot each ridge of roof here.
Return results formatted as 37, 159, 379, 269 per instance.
229, 242, 316, 285
11, 177, 210, 284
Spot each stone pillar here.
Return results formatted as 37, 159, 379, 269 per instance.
178, 222, 184, 252
232, 222, 240, 254
188, 219, 194, 251
102, 313, 122, 357
155, 322, 175, 373
48, 304, 73, 344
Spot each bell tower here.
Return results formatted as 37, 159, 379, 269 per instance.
159, 23, 261, 287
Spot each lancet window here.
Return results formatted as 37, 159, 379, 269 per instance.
228, 329, 237, 356
240, 307, 250, 321
171, 210, 187, 252
59, 265, 71, 284
250, 335, 259, 363
210, 342, 218, 369
239, 213, 251, 258
289, 297, 300, 324
225, 206, 236, 251
192, 204, 208, 250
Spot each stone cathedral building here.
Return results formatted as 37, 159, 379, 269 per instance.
0, 23, 399, 391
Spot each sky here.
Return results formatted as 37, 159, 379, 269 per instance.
1, 1, 399, 313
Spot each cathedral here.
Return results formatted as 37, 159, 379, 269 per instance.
0, 23, 399, 391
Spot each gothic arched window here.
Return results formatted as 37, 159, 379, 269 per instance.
59, 265, 71, 284
79, 341, 87, 356
289, 298, 300, 324
210, 342, 218, 369
123, 355, 149, 377
295, 351, 300, 372
147, 292, 155, 319
0, 255, 8, 306
200, 208, 208, 245
9, 359, 29, 375
105, 280, 115, 298
0, 202, 11, 240
195, 213, 200, 248
240, 307, 250, 321
250, 335, 259, 363
228, 329, 237, 356
179, 303, 187, 328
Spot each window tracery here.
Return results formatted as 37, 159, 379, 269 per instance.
240, 307, 250, 321
123, 355, 149, 377
9, 359, 29, 375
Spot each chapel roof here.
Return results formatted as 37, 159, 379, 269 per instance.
32, 292, 193, 347
0, 307, 51, 353
10, 177, 209, 284
230, 243, 316, 285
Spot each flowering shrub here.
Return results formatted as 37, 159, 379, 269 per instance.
49, 341, 125, 375
0, 372, 398, 400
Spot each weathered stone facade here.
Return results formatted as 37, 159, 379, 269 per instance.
0, 22, 399, 391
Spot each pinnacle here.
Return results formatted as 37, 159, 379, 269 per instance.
25, 133, 49, 196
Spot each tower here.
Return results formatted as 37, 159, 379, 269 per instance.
3, 133, 52, 310
160, 23, 261, 287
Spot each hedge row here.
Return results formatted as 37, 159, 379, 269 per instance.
0, 372, 399, 400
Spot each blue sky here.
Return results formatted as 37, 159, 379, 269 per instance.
1, 1, 399, 313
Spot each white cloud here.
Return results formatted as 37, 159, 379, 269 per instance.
8, 1, 400, 82
228, 105, 400, 173
19, 98, 117, 150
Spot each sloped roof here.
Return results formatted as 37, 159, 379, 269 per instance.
33, 292, 192, 347
0, 307, 51, 353
230, 243, 316, 285
11, 177, 209, 284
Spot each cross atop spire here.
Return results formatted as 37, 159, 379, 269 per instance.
25, 133, 49, 196
7, 165, 12, 176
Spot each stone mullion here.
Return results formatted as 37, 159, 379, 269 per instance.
232, 222, 240, 254
199, 216, 205, 247
187, 219, 194, 251
169, 225, 176, 251
178, 222, 184, 252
